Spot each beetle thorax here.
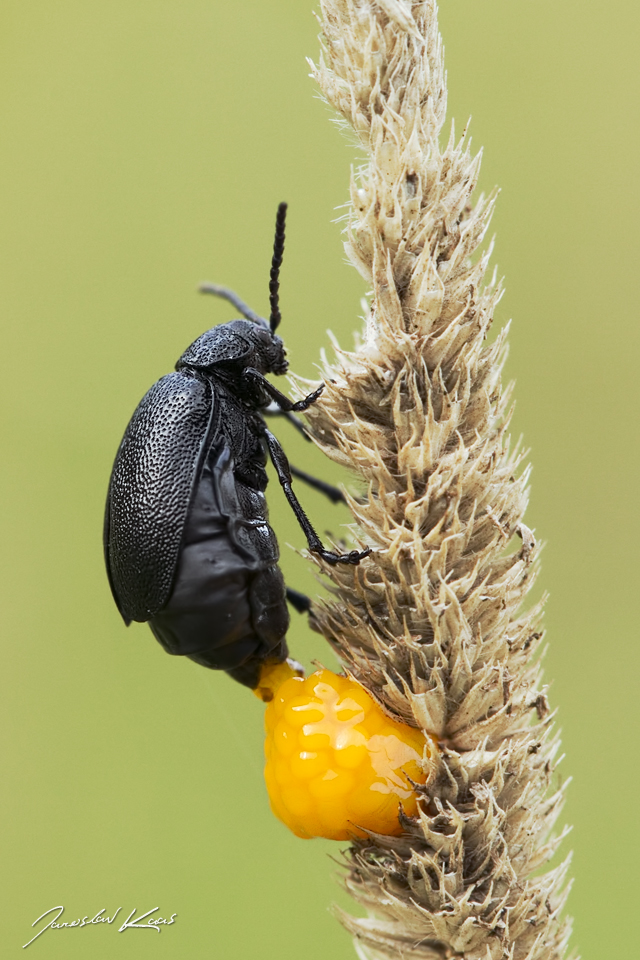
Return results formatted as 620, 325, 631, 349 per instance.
176, 319, 288, 378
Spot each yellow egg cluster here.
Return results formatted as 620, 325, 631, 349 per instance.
259, 663, 433, 840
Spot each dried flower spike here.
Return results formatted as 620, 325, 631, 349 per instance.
286, 1, 575, 958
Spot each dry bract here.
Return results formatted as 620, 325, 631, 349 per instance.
294, 1, 574, 957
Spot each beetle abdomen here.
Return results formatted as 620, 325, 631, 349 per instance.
148, 446, 289, 686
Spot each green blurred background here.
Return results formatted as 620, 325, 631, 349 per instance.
0, 0, 637, 955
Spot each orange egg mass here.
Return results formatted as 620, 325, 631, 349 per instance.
257, 662, 434, 840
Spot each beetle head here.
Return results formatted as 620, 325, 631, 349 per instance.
247, 321, 288, 375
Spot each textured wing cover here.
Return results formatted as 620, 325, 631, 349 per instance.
105, 372, 214, 622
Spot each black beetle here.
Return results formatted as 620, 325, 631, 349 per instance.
104, 203, 369, 689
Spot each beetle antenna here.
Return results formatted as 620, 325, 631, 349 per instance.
198, 283, 268, 327
269, 202, 287, 333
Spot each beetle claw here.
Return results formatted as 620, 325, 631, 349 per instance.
345, 547, 371, 564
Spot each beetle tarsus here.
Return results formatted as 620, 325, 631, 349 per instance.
312, 547, 371, 566
291, 384, 324, 412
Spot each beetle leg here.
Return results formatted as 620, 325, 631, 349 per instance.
244, 367, 324, 413
290, 467, 366, 507
281, 411, 312, 440
290, 466, 346, 504
199, 283, 268, 326
289, 384, 324, 412
285, 587, 312, 613
263, 404, 312, 441
262, 428, 370, 566
262, 412, 362, 503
